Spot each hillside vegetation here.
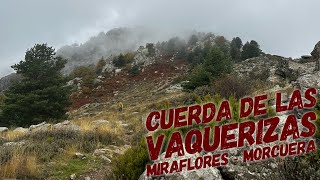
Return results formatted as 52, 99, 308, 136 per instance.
0, 30, 320, 179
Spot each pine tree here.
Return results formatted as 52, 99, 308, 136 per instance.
188, 34, 198, 46
0, 44, 71, 127
241, 40, 262, 60
230, 37, 243, 61
184, 46, 232, 90
203, 46, 232, 76
146, 43, 156, 57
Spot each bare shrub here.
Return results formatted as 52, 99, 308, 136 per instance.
212, 74, 252, 99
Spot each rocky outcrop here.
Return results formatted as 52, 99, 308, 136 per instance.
311, 41, 320, 71
133, 46, 156, 66
233, 55, 281, 83
297, 71, 320, 94
234, 54, 317, 93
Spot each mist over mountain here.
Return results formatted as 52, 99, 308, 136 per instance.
57, 27, 192, 74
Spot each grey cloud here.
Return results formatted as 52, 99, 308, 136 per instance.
1, 0, 320, 77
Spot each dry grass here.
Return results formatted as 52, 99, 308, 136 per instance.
0, 127, 124, 179
65, 144, 79, 157
0, 149, 40, 179
73, 118, 92, 132
1, 130, 28, 142
71, 111, 128, 138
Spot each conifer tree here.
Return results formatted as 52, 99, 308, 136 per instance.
0, 44, 71, 127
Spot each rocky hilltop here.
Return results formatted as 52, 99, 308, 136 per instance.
57, 27, 171, 74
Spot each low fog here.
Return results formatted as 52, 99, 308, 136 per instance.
1, 0, 320, 77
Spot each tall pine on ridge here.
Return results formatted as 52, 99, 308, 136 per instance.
0, 44, 71, 127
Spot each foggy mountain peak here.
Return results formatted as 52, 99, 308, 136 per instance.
56, 27, 193, 74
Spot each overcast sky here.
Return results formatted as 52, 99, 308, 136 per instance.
1, 0, 320, 77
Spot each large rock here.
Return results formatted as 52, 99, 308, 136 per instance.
13, 127, 29, 133
52, 120, 81, 131
133, 46, 156, 66
165, 83, 184, 93
74, 152, 86, 159
3, 141, 26, 146
29, 122, 51, 132
311, 41, 320, 71
0, 127, 8, 133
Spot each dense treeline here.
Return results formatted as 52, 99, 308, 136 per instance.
183, 34, 262, 91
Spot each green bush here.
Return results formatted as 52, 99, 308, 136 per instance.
241, 40, 262, 60
112, 139, 150, 180
129, 65, 141, 76
184, 45, 233, 90
212, 74, 252, 99
183, 65, 212, 90
193, 85, 212, 97
113, 54, 126, 68
113, 53, 135, 68
95, 58, 106, 75
70, 65, 96, 88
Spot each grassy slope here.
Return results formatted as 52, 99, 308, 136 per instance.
0, 56, 189, 179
